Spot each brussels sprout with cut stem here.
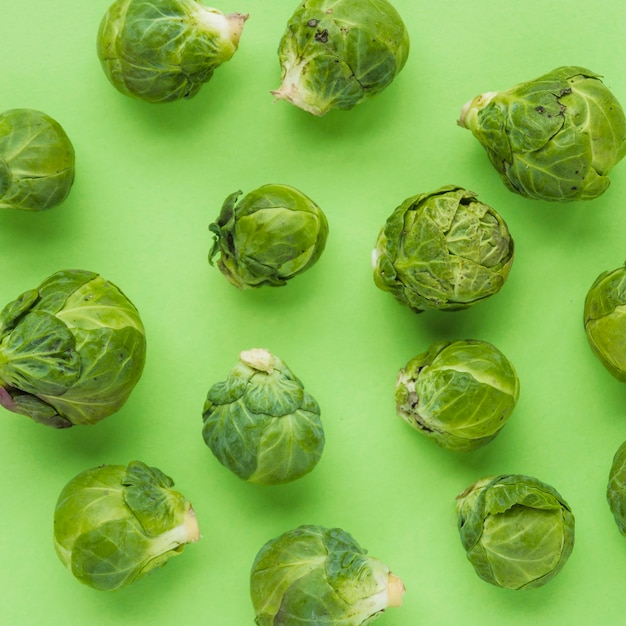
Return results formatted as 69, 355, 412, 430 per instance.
201, 348, 324, 485
458, 66, 626, 201
273, 0, 410, 116
209, 184, 328, 288
396, 339, 520, 451
97, 0, 248, 103
250, 525, 405, 625
584, 263, 626, 381
0, 269, 146, 428
373, 185, 514, 313
456, 475, 575, 589
53, 461, 200, 591
0, 109, 74, 211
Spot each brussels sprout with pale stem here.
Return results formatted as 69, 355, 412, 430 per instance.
458, 66, 626, 201
250, 525, 405, 625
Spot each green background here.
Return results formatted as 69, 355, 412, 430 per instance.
1, 1, 626, 624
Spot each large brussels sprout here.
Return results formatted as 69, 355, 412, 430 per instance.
607, 441, 626, 534
396, 339, 519, 451
458, 66, 626, 201
272, 0, 410, 116
201, 348, 324, 485
0, 109, 74, 211
456, 475, 575, 590
250, 525, 405, 625
372, 185, 514, 312
0, 269, 146, 428
209, 184, 328, 288
584, 264, 626, 381
53, 461, 200, 591
97, 0, 248, 103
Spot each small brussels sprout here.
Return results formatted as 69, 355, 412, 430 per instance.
250, 525, 405, 625
458, 66, 626, 201
584, 264, 626, 381
0, 269, 146, 428
53, 461, 200, 591
0, 109, 74, 211
372, 185, 514, 313
97, 0, 248, 103
456, 475, 575, 590
607, 441, 626, 534
272, 0, 410, 116
202, 349, 324, 485
209, 184, 328, 288
396, 339, 519, 451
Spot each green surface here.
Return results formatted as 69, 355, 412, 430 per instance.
2, 1, 626, 624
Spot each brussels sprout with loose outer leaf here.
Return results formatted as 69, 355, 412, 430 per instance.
458, 66, 626, 201
209, 184, 329, 288
97, 0, 248, 103
396, 339, 519, 451
53, 461, 200, 591
272, 0, 410, 116
250, 525, 405, 625
584, 263, 626, 381
372, 185, 514, 313
456, 475, 575, 590
0, 109, 74, 211
201, 348, 324, 485
0, 269, 146, 428
607, 441, 626, 534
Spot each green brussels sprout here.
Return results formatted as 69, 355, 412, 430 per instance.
372, 185, 514, 313
584, 264, 626, 381
53, 461, 200, 591
458, 66, 626, 201
209, 184, 329, 288
272, 0, 410, 116
201, 348, 324, 485
250, 525, 405, 625
396, 339, 519, 452
97, 0, 248, 103
0, 269, 146, 428
456, 475, 575, 590
0, 109, 75, 211
607, 441, 626, 534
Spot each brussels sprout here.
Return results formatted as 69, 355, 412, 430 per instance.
458, 66, 626, 201
272, 0, 410, 116
0, 269, 146, 428
607, 441, 626, 534
372, 185, 514, 313
250, 525, 405, 625
53, 461, 200, 591
584, 264, 626, 381
97, 0, 248, 103
456, 475, 575, 590
0, 109, 74, 211
396, 339, 519, 451
201, 348, 324, 485
209, 184, 328, 288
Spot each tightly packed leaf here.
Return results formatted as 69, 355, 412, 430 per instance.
456, 475, 575, 590
395, 339, 519, 451
97, 0, 248, 103
0, 109, 75, 211
209, 184, 328, 288
53, 461, 200, 591
372, 185, 514, 312
458, 66, 626, 201
584, 264, 626, 381
201, 348, 324, 485
250, 525, 405, 625
0, 269, 146, 428
273, 0, 410, 116
607, 441, 626, 534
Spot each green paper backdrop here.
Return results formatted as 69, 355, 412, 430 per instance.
2, 1, 626, 624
